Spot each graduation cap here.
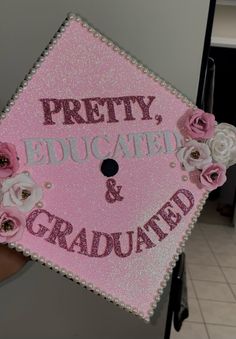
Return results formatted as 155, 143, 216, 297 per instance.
1, 13, 235, 322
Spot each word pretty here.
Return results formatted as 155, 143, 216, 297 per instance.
40, 96, 157, 125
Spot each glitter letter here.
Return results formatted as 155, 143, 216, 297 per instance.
171, 189, 194, 215
111, 231, 134, 258
118, 96, 136, 121
68, 228, 89, 255
82, 97, 105, 124
144, 216, 168, 242
45, 217, 73, 251
97, 97, 120, 123
62, 99, 86, 125
136, 227, 156, 253
90, 231, 113, 258
157, 202, 181, 231
136, 96, 155, 120
26, 209, 53, 237
40, 98, 62, 125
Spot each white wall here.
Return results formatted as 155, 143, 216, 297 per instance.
0, 0, 210, 111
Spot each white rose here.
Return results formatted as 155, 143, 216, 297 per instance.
0, 173, 43, 212
177, 140, 212, 171
207, 123, 236, 168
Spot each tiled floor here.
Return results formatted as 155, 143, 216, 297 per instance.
170, 204, 236, 339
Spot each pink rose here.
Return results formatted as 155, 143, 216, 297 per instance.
0, 206, 26, 243
184, 109, 215, 140
0, 142, 19, 179
199, 163, 226, 190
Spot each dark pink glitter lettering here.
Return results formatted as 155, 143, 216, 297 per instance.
82, 97, 104, 124
111, 231, 134, 258
171, 189, 194, 215
62, 99, 86, 125
136, 227, 156, 253
144, 216, 168, 241
45, 217, 73, 251
136, 96, 155, 120
90, 231, 113, 257
40, 98, 62, 125
157, 202, 181, 231
26, 209, 53, 237
68, 228, 89, 255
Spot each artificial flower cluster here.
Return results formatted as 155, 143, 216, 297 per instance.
0, 142, 43, 243
177, 109, 236, 191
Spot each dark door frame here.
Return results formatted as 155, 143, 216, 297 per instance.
165, 1, 216, 338
196, 0, 216, 108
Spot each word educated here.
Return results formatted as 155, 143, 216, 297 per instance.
23, 130, 182, 165
40, 96, 156, 125
26, 189, 194, 258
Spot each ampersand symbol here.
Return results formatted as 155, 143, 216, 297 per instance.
105, 178, 124, 203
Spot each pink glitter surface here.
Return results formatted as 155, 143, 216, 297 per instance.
0, 18, 206, 320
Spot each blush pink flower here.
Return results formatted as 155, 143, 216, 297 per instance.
0, 206, 26, 243
199, 163, 226, 191
184, 109, 215, 140
177, 140, 212, 171
1, 172, 43, 212
0, 142, 19, 179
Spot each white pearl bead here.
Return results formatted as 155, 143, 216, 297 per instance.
23, 170, 30, 176
44, 182, 52, 189
23, 250, 31, 256
39, 256, 45, 263
36, 201, 43, 208
31, 253, 38, 260
74, 276, 80, 282
16, 245, 23, 252
8, 242, 16, 248
68, 13, 76, 19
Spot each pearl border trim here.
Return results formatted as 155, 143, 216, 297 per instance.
2, 12, 207, 322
